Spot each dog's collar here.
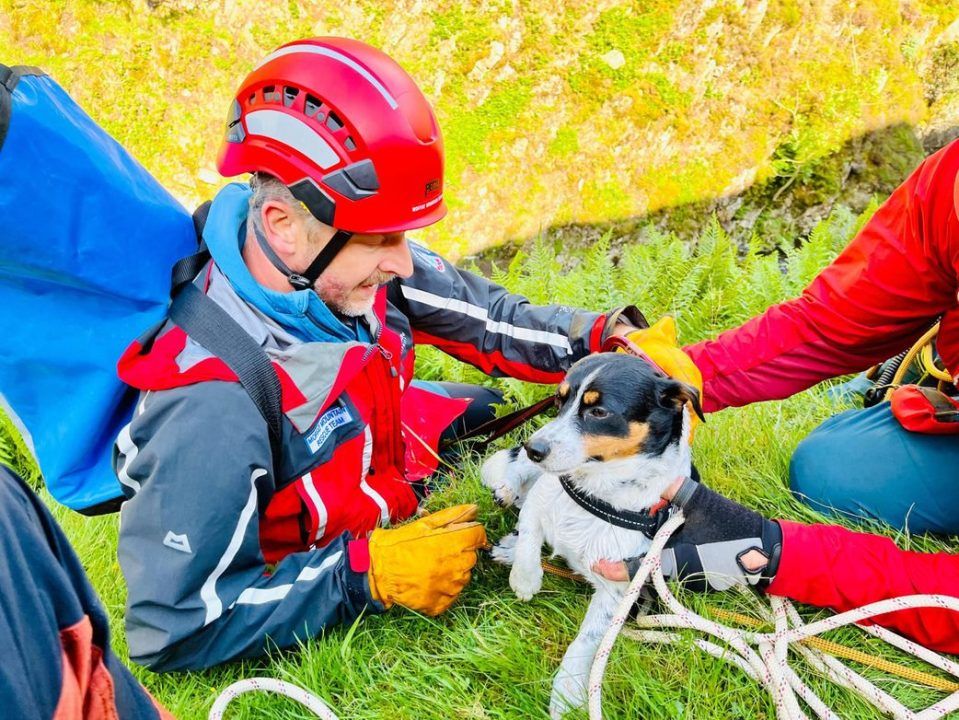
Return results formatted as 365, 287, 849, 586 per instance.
558, 474, 672, 538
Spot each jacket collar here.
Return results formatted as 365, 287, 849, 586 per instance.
203, 183, 364, 344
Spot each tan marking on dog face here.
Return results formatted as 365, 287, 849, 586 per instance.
583, 422, 649, 461
582, 390, 601, 406
558, 383, 571, 399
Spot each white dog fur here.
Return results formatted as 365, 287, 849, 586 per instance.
482, 374, 693, 718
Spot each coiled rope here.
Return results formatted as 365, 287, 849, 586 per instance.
207, 514, 959, 719
587, 510, 959, 720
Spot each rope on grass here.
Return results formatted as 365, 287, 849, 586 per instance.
206, 518, 959, 720
208, 678, 339, 720
587, 510, 959, 720
707, 606, 959, 693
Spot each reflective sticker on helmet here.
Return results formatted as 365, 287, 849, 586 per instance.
254, 44, 399, 110
245, 109, 339, 169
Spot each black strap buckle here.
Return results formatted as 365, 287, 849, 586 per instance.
288, 273, 314, 291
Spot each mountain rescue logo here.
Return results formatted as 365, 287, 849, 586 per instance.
411, 194, 443, 214
305, 405, 352, 453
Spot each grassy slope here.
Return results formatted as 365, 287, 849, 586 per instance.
5, 210, 959, 719
0, 0, 954, 257
2, 1, 959, 717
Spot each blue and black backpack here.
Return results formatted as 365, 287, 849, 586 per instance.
0, 65, 283, 513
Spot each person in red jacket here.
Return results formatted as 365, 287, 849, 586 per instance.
596, 138, 959, 653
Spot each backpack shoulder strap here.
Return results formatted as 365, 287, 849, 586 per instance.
168, 283, 284, 451
166, 202, 285, 465
0, 65, 47, 151
170, 200, 213, 294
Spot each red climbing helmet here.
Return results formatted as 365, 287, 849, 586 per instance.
217, 37, 446, 236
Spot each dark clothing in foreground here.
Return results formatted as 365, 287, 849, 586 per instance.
0, 465, 169, 719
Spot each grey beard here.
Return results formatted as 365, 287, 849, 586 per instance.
323, 292, 375, 318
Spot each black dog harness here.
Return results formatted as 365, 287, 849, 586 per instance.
558, 474, 672, 539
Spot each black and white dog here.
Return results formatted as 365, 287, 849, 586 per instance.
481, 352, 703, 718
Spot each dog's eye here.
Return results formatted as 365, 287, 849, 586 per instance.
586, 407, 609, 419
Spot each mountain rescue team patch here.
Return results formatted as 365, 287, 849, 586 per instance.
305, 405, 353, 453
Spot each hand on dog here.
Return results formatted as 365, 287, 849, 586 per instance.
592, 477, 783, 592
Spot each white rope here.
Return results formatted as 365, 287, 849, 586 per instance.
208, 678, 340, 720
205, 512, 959, 719
587, 510, 959, 720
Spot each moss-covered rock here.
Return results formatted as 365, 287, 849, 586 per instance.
919, 17, 959, 152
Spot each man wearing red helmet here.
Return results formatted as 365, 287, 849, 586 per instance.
112, 38, 638, 672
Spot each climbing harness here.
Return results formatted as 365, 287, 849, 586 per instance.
864, 322, 954, 406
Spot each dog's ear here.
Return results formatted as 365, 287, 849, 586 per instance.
658, 379, 705, 422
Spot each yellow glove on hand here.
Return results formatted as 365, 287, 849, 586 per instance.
367, 504, 487, 616
623, 316, 704, 437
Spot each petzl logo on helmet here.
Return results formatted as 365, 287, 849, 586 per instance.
425, 179, 440, 197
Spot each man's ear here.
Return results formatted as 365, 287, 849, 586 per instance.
261, 200, 300, 255
659, 379, 705, 422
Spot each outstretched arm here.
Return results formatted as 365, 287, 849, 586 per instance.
595, 477, 959, 654
685, 141, 959, 412
391, 242, 642, 383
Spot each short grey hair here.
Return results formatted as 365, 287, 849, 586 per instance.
247, 173, 323, 242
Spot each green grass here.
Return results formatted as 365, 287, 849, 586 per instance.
4, 208, 959, 719
2, 2, 957, 716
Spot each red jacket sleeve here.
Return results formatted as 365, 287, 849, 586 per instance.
685, 140, 959, 413
767, 520, 959, 653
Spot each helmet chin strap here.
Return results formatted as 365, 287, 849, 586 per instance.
251, 221, 353, 291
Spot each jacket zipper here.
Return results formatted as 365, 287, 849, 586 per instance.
362, 313, 403, 483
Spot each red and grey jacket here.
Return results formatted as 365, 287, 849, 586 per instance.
685, 139, 959, 652
114, 235, 611, 672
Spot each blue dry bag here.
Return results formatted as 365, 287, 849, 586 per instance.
0, 65, 197, 512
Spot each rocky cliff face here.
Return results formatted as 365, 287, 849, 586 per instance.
2, 1, 956, 257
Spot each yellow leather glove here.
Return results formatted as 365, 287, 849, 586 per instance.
367, 504, 487, 616
622, 316, 705, 437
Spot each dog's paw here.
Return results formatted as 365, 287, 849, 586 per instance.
549, 666, 588, 719
509, 563, 543, 601
480, 446, 541, 508
490, 532, 518, 566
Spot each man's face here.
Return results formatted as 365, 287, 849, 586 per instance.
314, 231, 414, 316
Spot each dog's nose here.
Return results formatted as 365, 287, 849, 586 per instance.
524, 439, 551, 464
